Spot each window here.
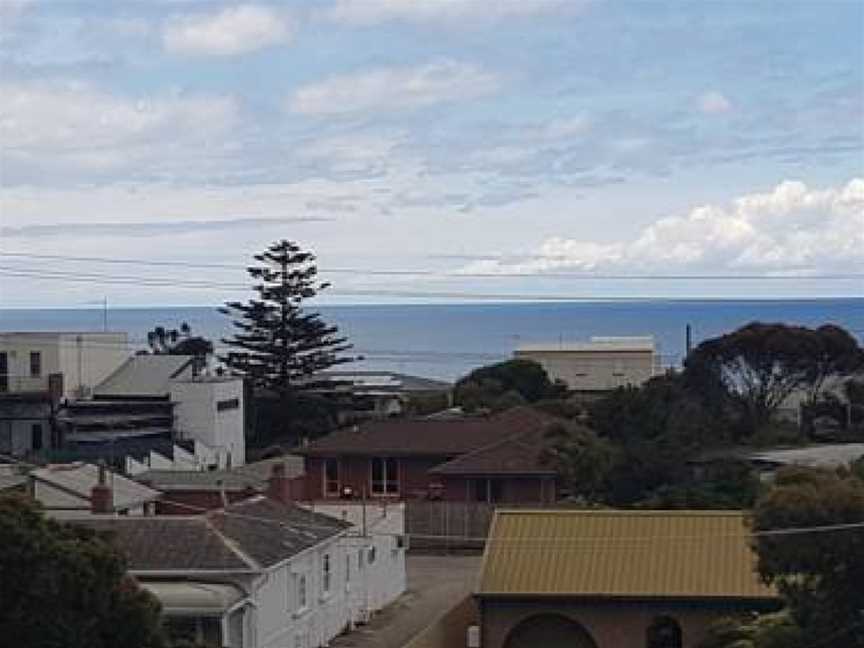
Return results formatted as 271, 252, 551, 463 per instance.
217, 397, 239, 411
370, 457, 399, 495
322, 553, 331, 595
324, 458, 340, 497
473, 478, 503, 503
345, 553, 351, 584
367, 546, 376, 565
31, 424, 43, 451
294, 573, 307, 612
29, 352, 41, 377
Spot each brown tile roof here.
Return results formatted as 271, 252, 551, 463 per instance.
297, 407, 558, 457
68, 497, 349, 572
477, 509, 777, 600
429, 427, 556, 476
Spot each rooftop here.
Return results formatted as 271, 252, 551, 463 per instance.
297, 407, 557, 457
69, 496, 349, 571
430, 425, 557, 476
30, 463, 162, 511
477, 509, 776, 600
516, 336, 655, 353
95, 355, 193, 397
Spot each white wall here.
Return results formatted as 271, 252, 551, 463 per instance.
171, 379, 245, 468
514, 349, 657, 391
0, 332, 128, 399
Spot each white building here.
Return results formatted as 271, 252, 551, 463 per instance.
0, 331, 129, 399
302, 500, 407, 624
0, 332, 129, 457
514, 336, 661, 392
69, 495, 397, 648
170, 377, 246, 468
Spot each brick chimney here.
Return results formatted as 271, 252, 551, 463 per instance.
266, 462, 292, 504
91, 462, 113, 514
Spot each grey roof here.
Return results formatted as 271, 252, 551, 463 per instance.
68, 496, 349, 572
232, 455, 305, 482
136, 470, 263, 492
748, 444, 864, 469
516, 336, 655, 353
31, 463, 162, 510
95, 355, 193, 397
0, 474, 27, 490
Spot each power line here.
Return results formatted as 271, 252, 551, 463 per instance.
3, 250, 863, 281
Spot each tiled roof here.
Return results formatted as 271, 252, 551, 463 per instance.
429, 428, 555, 476
135, 470, 262, 492
477, 509, 777, 600
297, 407, 556, 457
210, 497, 350, 567
74, 517, 250, 571
68, 496, 349, 572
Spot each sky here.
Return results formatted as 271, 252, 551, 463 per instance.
0, 0, 862, 307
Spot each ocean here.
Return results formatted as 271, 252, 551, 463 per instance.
1, 300, 862, 381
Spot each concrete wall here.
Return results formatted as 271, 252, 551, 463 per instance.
479, 598, 770, 648
171, 379, 245, 468
514, 349, 656, 392
58, 333, 130, 399
405, 596, 478, 648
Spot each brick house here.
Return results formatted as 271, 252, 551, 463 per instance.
475, 509, 780, 648
296, 408, 559, 503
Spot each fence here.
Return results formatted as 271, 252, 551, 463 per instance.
406, 500, 552, 550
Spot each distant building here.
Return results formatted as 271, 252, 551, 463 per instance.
514, 336, 660, 393
0, 332, 129, 457
690, 443, 864, 482
314, 370, 453, 420
297, 407, 559, 503
474, 509, 779, 648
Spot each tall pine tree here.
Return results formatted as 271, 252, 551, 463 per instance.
220, 240, 353, 441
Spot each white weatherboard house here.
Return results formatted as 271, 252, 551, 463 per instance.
70, 494, 407, 648
514, 336, 661, 392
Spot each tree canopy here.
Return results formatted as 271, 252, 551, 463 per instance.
685, 322, 863, 435
454, 358, 566, 411
752, 466, 864, 645
0, 494, 165, 648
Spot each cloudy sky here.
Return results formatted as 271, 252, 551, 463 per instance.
0, 0, 862, 307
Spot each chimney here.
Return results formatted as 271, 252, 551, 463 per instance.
91, 462, 113, 514
266, 462, 291, 504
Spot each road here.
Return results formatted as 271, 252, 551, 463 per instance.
329, 554, 482, 648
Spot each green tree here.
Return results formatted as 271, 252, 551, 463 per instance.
220, 240, 354, 444
454, 358, 566, 411
147, 322, 214, 373
541, 421, 617, 502
752, 467, 864, 645
0, 494, 165, 648
685, 322, 862, 436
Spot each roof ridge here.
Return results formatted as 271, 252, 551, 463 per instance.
495, 509, 749, 517
204, 515, 262, 572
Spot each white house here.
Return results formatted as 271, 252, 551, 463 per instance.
302, 500, 408, 624
514, 336, 661, 392
69, 496, 361, 648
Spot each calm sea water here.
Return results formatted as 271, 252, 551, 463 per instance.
1, 300, 862, 381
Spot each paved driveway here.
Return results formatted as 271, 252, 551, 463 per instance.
329, 554, 482, 648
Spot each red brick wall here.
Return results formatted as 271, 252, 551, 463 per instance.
305, 455, 454, 500
439, 476, 557, 504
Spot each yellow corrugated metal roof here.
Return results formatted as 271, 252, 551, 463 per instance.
477, 509, 776, 600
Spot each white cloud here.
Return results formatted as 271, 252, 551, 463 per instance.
698, 90, 733, 115
462, 178, 864, 275
0, 81, 238, 177
324, 0, 576, 26
289, 60, 499, 115
163, 4, 292, 56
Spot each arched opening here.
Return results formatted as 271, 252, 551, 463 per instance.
646, 615, 683, 648
503, 614, 598, 648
